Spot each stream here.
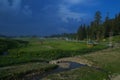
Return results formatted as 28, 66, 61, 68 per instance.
24, 61, 111, 80
24, 61, 86, 80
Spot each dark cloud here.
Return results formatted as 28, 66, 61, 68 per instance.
0, 0, 120, 36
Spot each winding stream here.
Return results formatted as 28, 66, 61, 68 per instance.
24, 61, 111, 80
24, 61, 85, 80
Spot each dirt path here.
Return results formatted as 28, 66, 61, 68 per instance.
50, 56, 95, 67
111, 75, 120, 80
50, 48, 115, 67
49, 48, 120, 80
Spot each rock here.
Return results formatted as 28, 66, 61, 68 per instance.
49, 61, 57, 64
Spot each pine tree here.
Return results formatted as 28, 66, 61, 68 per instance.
103, 13, 110, 37
77, 24, 87, 40
77, 11, 120, 41
94, 11, 102, 41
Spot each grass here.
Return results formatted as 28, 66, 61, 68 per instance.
19, 39, 87, 51
83, 48, 120, 74
43, 47, 120, 80
0, 38, 109, 79
0, 38, 107, 67
43, 66, 108, 80
0, 62, 57, 79
103, 35, 120, 43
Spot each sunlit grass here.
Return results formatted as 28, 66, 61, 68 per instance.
83, 48, 120, 74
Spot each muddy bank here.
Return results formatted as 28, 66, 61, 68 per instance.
49, 56, 94, 66
23, 61, 85, 80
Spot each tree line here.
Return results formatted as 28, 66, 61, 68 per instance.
77, 11, 120, 41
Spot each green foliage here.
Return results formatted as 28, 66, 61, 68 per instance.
0, 63, 57, 79
0, 38, 107, 67
45, 33, 77, 40
0, 38, 109, 79
112, 35, 120, 42
0, 38, 29, 55
43, 66, 108, 80
77, 24, 87, 40
84, 48, 120, 75
94, 11, 102, 25
77, 11, 120, 41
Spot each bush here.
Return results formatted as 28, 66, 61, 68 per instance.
0, 38, 29, 55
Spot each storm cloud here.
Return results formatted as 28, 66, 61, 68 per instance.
0, 0, 120, 36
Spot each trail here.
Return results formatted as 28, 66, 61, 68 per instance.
50, 56, 94, 66
111, 75, 120, 80
49, 48, 120, 80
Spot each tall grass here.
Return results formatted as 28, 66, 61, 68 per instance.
0, 44, 107, 67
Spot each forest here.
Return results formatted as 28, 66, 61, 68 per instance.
77, 11, 120, 41
47, 11, 120, 42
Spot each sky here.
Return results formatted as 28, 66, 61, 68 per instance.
0, 0, 120, 36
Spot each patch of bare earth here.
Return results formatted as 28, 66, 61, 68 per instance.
49, 56, 94, 67
111, 75, 120, 80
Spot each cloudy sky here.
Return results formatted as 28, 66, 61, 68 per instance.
0, 0, 120, 36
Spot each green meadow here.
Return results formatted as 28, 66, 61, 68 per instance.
1, 37, 120, 80
0, 38, 107, 67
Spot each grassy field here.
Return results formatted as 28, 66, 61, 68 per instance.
42, 36, 120, 80
0, 62, 57, 80
43, 47, 120, 80
0, 38, 107, 67
83, 48, 120, 75
0, 37, 110, 79
43, 66, 108, 80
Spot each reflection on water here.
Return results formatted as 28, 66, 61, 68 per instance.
2, 52, 8, 55
25, 61, 85, 80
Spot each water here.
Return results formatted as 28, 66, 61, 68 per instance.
22, 61, 111, 80
48, 61, 85, 74
2, 52, 8, 55
24, 61, 85, 80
